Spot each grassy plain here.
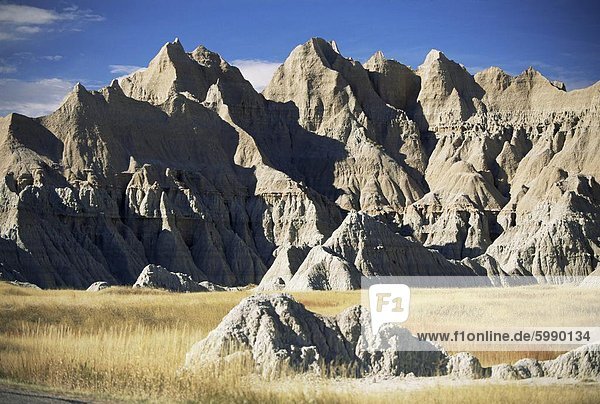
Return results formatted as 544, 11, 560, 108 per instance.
0, 282, 598, 402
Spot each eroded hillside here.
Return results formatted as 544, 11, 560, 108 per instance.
0, 38, 598, 289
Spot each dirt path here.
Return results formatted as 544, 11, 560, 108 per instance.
0, 381, 96, 404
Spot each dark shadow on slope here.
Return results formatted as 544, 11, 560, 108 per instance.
9, 113, 63, 162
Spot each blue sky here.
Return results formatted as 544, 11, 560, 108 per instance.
1, 0, 599, 116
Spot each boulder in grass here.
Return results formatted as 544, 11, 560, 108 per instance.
133, 264, 207, 292
86, 281, 110, 292
447, 352, 486, 379
8, 281, 41, 289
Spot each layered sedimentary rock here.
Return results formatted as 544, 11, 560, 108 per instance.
184, 294, 447, 377
279, 211, 485, 291
0, 37, 598, 288
264, 38, 427, 215
0, 39, 343, 288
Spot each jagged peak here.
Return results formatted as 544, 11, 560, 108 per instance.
73, 82, 87, 93
302, 37, 342, 67
309, 36, 329, 47
423, 49, 449, 65
516, 66, 556, 86
474, 66, 513, 91
3, 112, 35, 128
525, 66, 536, 73
306, 37, 339, 53
4, 112, 23, 123
515, 67, 569, 92
192, 44, 217, 55
366, 50, 386, 66
165, 37, 184, 49
522, 66, 542, 77
475, 66, 512, 80
108, 79, 122, 90
154, 38, 188, 65
481, 66, 507, 75
100, 79, 125, 100
190, 44, 226, 68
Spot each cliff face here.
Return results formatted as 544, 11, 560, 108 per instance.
0, 38, 598, 289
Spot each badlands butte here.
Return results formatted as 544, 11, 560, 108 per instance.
0, 37, 599, 290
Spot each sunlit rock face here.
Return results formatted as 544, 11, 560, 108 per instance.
0, 38, 598, 288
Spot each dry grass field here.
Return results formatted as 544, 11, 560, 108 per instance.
0, 282, 598, 403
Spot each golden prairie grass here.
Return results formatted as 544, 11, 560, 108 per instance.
0, 282, 598, 402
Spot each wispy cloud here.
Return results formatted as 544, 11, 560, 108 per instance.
0, 4, 104, 40
109, 64, 146, 82
231, 59, 281, 92
0, 78, 74, 117
0, 66, 16, 73
0, 55, 16, 73
15, 25, 41, 34
0, 53, 63, 75
109, 65, 144, 75
0, 4, 61, 25
41, 55, 63, 61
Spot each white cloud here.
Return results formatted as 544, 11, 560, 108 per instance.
0, 4, 104, 40
0, 65, 16, 73
15, 25, 41, 34
109, 64, 144, 75
41, 55, 63, 61
0, 78, 73, 117
0, 4, 104, 24
60, 5, 105, 22
231, 59, 281, 92
0, 4, 61, 25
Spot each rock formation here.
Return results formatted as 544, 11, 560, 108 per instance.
133, 264, 207, 292
0, 37, 598, 289
185, 294, 600, 380
448, 344, 600, 381
184, 294, 447, 377
86, 281, 110, 291
278, 211, 487, 291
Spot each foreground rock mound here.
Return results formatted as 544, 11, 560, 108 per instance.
184, 294, 447, 377
186, 294, 600, 380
